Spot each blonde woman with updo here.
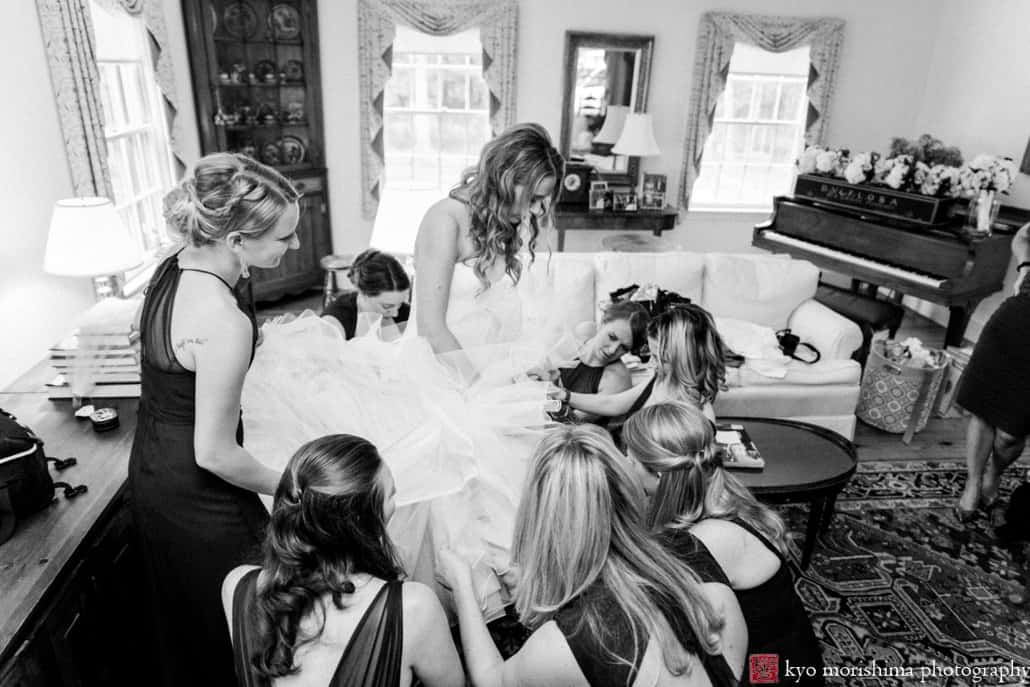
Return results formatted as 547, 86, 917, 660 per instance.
623, 403, 824, 686
439, 424, 746, 687
128, 152, 300, 686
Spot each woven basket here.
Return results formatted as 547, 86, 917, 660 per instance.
856, 342, 950, 441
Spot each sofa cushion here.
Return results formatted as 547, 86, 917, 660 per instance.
592, 251, 706, 317
726, 358, 861, 387
518, 253, 597, 344
701, 254, 819, 329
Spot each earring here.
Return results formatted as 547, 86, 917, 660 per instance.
238, 253, 250, 279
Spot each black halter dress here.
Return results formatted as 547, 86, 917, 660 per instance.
128, 253, 269, 687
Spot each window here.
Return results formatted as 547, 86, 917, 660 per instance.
371, 27, 491, 254
689, 44, 810, 212
90, 2, 176, 285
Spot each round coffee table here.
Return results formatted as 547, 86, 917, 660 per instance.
722, 417, 858, 569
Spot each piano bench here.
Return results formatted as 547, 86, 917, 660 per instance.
815, 283, 906, 367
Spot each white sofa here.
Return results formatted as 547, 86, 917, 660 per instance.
518, 251, 864, 440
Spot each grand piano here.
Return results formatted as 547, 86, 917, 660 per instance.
754, 196, 1016, 347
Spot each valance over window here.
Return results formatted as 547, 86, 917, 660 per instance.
357, 0, 518, 220
679, 12, 845, 206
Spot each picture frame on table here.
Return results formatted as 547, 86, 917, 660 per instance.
642, 173, 667, 194
641, 191, 665, 210
589, 180, 608, 212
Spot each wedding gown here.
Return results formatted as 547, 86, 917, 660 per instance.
242, 262, 560, 613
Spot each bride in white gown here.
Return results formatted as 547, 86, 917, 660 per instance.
242, 123, 567, 614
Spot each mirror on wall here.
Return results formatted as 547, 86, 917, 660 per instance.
560, 32, 654, 186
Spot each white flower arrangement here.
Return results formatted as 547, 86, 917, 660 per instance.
958, 154, 1016, 195
796, 137, 1012, 200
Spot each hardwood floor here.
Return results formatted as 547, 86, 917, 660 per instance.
256, 288, 1001, 465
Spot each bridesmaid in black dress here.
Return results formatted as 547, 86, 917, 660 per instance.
129, 153, 300, 686
624, 402, 825, 686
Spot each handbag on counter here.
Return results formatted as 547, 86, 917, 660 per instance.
0, 408, 86, 546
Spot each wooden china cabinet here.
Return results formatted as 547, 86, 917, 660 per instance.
181, 0, 332, 302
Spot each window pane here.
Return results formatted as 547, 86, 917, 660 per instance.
108, 138, 131, 201
469, 78, 488, 110
125, 135, 146, 196
385, 66, 413, 108
756, 81, 778, 120
440, 113, 468, 154
423, 69, 441, 109
730, 80, 753, 119
441, 54, 466, 65
772, 125, 799, 162
777, 82, 805, 121
120, 63, 146, 125
412, 113, 440, 152
441, 71, 466, 109
385, 113, 415, 153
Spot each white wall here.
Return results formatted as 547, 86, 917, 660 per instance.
320, 0, 942, 254
0, 3, 94, 388
911, 0, 1030, 340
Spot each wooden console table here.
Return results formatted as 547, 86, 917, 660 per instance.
0, 363, 151, 686
554, 206, 680, 251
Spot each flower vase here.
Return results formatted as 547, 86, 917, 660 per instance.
967, 190, 1000, 236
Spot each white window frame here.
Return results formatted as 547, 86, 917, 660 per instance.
383, 52, 491, 191
690, 71, 809, 213
92, 4, 176, 295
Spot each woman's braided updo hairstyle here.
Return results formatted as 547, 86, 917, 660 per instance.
163, 153, 300, 246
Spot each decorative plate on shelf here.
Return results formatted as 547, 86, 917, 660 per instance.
283, 59, 304, 82
261, 142, 282, 166
268, 4, 301, 41
223, 1, 259, 40
280, 135, 306, 166
253, 59, 278, 84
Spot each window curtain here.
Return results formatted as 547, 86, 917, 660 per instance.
36, 0, 111, 197
357, 0, 518, 220
679, 12, 845, 207
38, 0, 185, 197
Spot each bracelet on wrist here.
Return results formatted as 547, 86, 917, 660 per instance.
1018, 261, 1030, 272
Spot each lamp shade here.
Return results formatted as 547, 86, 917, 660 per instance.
613, 113, 661, 157
44, 197, 142, 276
593, 105, 629, 145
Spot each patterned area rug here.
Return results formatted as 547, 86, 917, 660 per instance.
778, 459, 1030, 686
482, 460, 1030, 686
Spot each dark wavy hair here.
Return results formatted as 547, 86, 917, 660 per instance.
453, 122, 565, 287
647, 304, 728, 406
601, 301, 649, 354
347, 249, 411, 297
252, 434, 403, 679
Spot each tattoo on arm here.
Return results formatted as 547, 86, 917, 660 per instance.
174, 337, 207, 351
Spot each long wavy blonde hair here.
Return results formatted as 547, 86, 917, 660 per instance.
648, 305, 728, 406
452, 122, 564, 286
511, 424, 724, 682
623, 402, 789, 554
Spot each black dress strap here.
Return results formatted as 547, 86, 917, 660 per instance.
231, 572, 404, 687
180, 267, 235, 291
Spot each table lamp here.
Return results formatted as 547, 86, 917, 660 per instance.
613, 113, 662, 202
592, 104, 629, 155
43, 197, 142, 299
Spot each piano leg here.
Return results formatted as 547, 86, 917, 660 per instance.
946, 300, 983, 348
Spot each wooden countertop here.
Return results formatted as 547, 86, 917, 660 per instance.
0, 362, 137, 659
